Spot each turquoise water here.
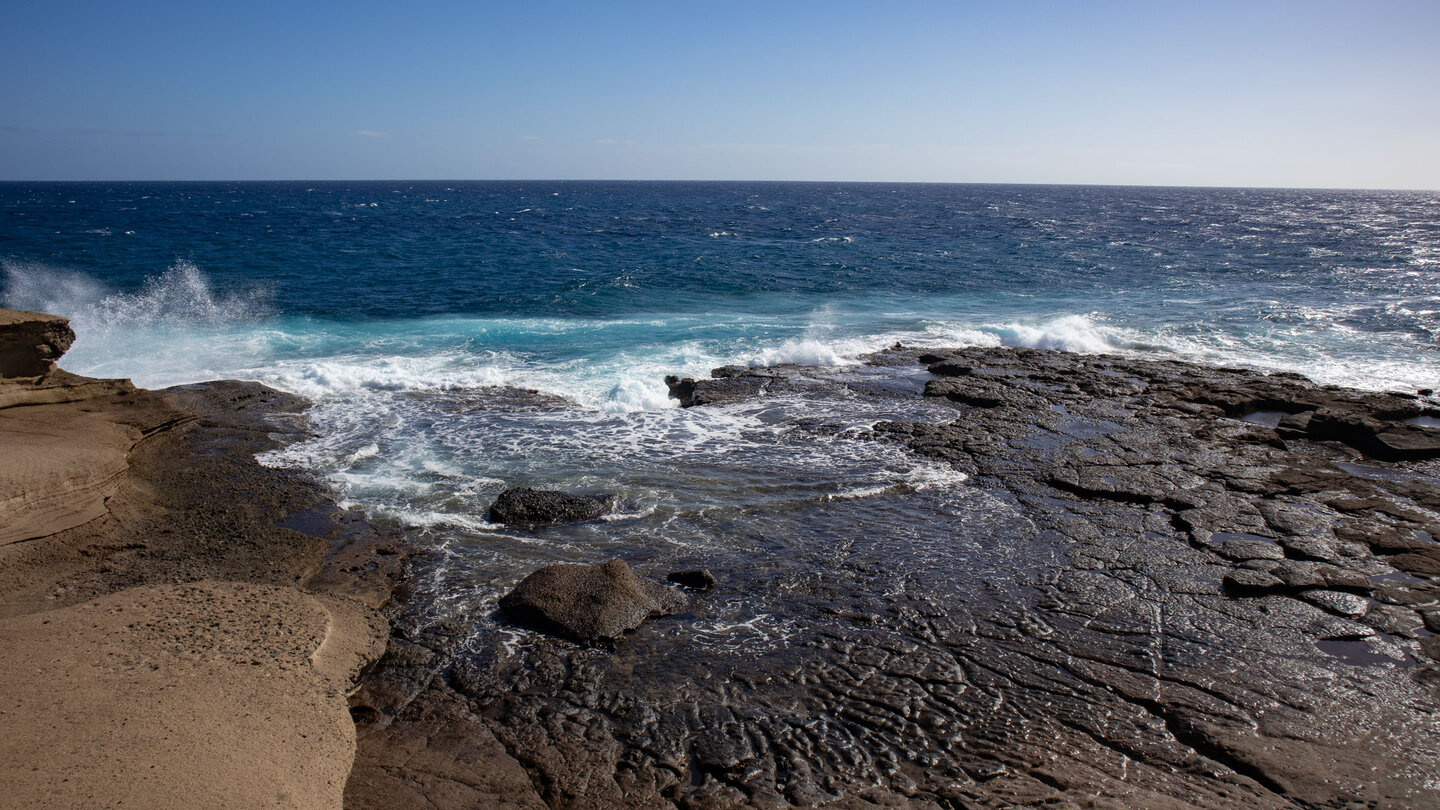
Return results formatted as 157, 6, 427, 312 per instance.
2, 182, 1437, 586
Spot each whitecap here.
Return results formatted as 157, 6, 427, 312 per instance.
748, 338, 857, 368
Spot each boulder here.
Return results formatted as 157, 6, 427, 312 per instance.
499, 559, 687, 642
0, 309, 75, 378
487, 487, 615, 526
667, 569, 717, 590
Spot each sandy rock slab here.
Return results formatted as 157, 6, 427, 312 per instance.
0, 402, 142, 547
0, 581, 384, 810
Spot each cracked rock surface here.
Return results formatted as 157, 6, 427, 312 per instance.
348, 347, 1440, 809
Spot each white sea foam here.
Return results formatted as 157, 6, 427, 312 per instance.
26, 261, 1411, 552
5, 261, 1433, 433
748, 338, 857, 368
1000, 314, 1124, 353
269, 353, 515, 398
601, 505, 658, 522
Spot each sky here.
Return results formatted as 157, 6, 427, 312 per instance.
1, 0, 1437, 187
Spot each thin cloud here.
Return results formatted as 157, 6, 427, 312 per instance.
356, 130, 388, 138
520, 134, 541, 141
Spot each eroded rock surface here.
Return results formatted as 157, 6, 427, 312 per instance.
352, 348, 1440, 809
0, 314, 407, 810
0, 307, 75, 377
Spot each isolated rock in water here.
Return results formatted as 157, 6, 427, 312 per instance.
499, 559, 688, 642
487, 487, 615, 526
0, 309, 75, 378
667, 569, 717, 590
665, 372, 767, 407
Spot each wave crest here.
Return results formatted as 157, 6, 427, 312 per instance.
748, 338, 857, 368
2, 259, 271, 333
999, 314, 1123, 353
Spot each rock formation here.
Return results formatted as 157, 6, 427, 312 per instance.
352, 346, 1440, 809
499, 559, 687, 642
0, 308, 405, 809
0, 308, 74, 377
487, 486, 616, 526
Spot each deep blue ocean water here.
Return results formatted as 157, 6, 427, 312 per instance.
3, 181, 1437, 613
5, 182, 1438, 398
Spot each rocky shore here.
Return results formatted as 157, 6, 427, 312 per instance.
6, 304, 1440, 809
351, 345, 1440, 809
0, 309, 406, 809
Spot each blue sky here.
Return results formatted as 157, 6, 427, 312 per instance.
2, 0, 1436, 187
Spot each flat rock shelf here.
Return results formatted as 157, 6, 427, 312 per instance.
0, 308, 408, 810
349, 346, 1440, 810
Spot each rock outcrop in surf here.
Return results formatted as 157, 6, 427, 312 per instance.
487, 487, 617, 526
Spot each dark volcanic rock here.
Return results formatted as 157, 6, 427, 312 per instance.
487, 487, 615, 526
665, 364, 839, 407
354, 347, 1440, 810
499, 559, 688, 642
665, 371, 767, 407
0, 308, 76, 377
666, 568, 716, 590
1308, 407, 1440, 461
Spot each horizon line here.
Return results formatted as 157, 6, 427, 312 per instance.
0, 178, 1436, 193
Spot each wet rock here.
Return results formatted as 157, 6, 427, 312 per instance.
665, 372, 767, 407
498, 559, 687, 642
1307, 405, 1440, 461
417, 385, 573, 414
1390, 551, 1440, 577
0, 308, 75, 378
1275, 411, 1313, 437
1371, 425, 1440, 461
1299, 590, 1371, 618
365, 346, 1440, 810
1363, 603, 1424, 638
1277, 535, 1344, 564
667, 569, 716, 590
487, 487, 616, 526
1215, 538, 1285, 562
1223, 569, 1285, 595
1423, 610, 1440, 633
1271, 560, 1327, 590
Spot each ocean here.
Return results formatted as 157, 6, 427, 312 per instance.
3, 180, 1437, 614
